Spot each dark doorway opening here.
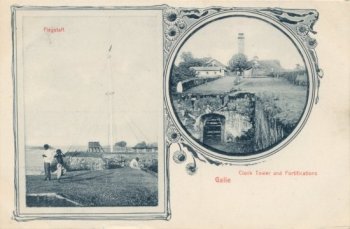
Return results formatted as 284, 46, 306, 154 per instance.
201, 114, 225, 145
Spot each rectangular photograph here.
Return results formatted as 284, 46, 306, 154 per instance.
13, 6, 168, 219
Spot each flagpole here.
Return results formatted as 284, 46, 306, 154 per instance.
106, 44, 114, 153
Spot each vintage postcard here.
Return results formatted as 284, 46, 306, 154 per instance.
0, 1, 349, 228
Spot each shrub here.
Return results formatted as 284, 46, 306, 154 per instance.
144, 159, 158, 173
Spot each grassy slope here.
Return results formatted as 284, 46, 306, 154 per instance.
235, 78, 307, 125
26, 168, 158, 207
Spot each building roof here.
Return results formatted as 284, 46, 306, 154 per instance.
205, 58, 226, 68
190, 66, 226, 71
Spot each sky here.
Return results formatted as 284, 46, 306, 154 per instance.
21, 11, 163, 148
175, 17, 304, 69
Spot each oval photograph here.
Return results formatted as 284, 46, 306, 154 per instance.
169, 17, 310, 156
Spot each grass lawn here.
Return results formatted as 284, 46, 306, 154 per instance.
26, 168, 158, 207
186, 77, 237, 94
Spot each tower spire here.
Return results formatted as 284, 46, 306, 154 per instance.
238, 33, 245, 55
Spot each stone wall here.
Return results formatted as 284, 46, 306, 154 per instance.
64, 156, 106, 171
103, 152, 158, 170
51, 153, 158, 172
203, 94, 255, 143
173, 89, 300, 154
219, 111, 253, 141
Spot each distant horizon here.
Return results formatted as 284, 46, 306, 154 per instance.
25, 141, 158, 149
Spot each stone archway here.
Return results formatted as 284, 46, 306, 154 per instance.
200, 113, 225, 145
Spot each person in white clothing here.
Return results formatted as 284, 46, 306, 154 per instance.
42, 144, 54, 181
54, 149, 66, 181
129, 157, 140, 170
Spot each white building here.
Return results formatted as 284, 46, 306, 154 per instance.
190, 66, 227, 78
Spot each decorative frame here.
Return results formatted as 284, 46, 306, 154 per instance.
164, 7, 322, 172
12, 5, 171, 221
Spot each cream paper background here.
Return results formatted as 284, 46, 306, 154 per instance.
0, 0, 349, 228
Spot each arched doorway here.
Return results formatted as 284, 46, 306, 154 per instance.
200, 113, 225, 145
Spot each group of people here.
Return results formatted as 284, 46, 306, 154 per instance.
42, 144, 65, 181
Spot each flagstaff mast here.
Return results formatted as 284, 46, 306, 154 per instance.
106, 44, 114, 153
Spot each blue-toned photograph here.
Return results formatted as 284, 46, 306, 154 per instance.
169, 17, 309, 156
19, 12, 164, 208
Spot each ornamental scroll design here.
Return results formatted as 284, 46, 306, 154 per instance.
260, 8, 323, 104
165, 109, 223, 175
163, 7, 321, 174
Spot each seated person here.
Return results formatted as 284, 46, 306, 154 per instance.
129, 157, 140, 169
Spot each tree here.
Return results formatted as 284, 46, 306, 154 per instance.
180, 52, 194, 63
170, 52, 208, 92
148, 142, 157, 148
115, 141, 127, 147
228, 53, 251, 75
176, 52, 207, 78
134, 141, 147, 148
